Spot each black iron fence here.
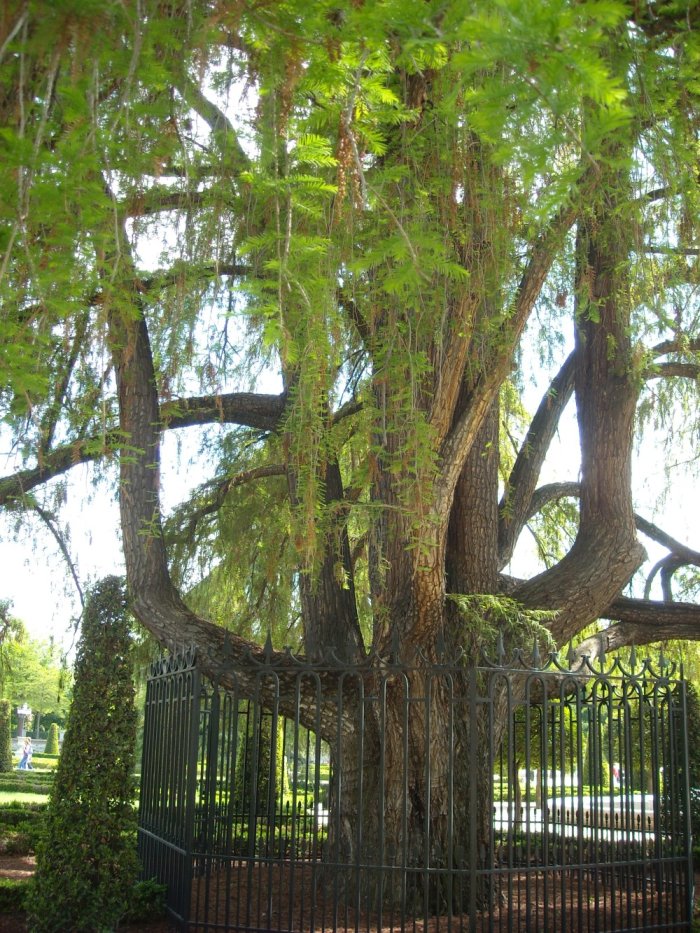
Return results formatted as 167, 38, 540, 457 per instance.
138, 644, 694, 932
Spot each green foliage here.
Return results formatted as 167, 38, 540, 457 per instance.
0, 772, 53, 796
44, 723, 59, 757
0, 701, 12, 773
30, 576, 139, 933
122, 878, 167, 924
0, 877, 29, 913
447, 594, 557, 657
0, 0, 698, 666
234, 707, 289, 815
0, 614, 70, 731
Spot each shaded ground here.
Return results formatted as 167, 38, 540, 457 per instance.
0, 857, 696, 932
0, 856, 177, 932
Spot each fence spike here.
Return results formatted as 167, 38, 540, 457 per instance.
658, 645, 666, 673
629, 644, 637, 672
567, 642, 577, 668
532, 637, 541, 668
263, 630, 274, 661
496, 631, 505, 664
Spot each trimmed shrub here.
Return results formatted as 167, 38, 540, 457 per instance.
0, 878, 28, 912
44, 723, 60, 757
123, 878, 167, 923
29, 577, 139, 933
0, 701, 12, 772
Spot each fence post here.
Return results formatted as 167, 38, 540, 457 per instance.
468, 665, 478, 933
678, 680, 695, 926
181, 662, 202, 926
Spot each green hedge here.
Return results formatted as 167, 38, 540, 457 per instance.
0, 703, 12, 773
0, 878, 29, 913
30, 577, 139, 933
44, 724, 60, 757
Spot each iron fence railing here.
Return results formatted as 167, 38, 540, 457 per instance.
138, 646, 694, 932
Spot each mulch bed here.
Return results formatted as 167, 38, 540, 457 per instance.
189, 860, 700, 932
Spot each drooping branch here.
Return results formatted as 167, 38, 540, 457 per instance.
170, 464, 287, 543
30, 503, 85, 610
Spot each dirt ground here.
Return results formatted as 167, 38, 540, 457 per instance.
0, 856, 697, 932
0, 856, 177, 932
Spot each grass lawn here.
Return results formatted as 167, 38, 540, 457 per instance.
0, 791, 50, 806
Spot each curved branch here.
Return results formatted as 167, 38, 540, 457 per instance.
498, 351, 576, 567
634, 514, 700, 566
525, 481, 580, 522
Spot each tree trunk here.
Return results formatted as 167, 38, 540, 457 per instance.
324, 632, 501, 916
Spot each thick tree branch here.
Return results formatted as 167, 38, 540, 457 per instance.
435, 194, 582, 521
644, 361, 700, 380
175, 73, 251, 173
651, 337, 700, 358
140, 262, 250, 291
514, 176, 647, 641
589, 597, 700, 651
522, 483, 700, 599
163, 391, 286, 432
0, 391, 287, 507
0, 389, 367, 509
498, 351, 576, 568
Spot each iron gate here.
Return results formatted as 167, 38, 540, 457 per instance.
138, 645, 694, 931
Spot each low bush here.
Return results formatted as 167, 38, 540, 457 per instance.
0, 829, 33, 856
123, 878, 167, 923
0, 775, 53, 796
0, 802, 46, 817
30, 753, 59, 765
0, 878, 29, 912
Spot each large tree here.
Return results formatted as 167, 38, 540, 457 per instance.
1, 0, 699, 903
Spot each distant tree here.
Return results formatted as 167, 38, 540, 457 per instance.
30, 577, 138, 932
0, 701, 12, 773
44, 722, 60, 757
